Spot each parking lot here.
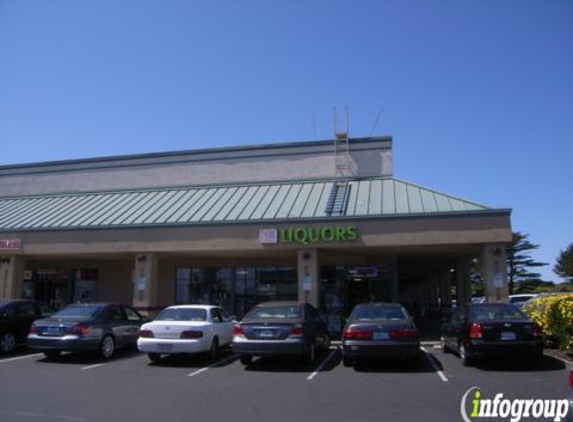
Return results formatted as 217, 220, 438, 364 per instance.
0, 346, 569, 422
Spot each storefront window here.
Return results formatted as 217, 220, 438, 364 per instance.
175, 266, 297, 318
320, 264, 392, 335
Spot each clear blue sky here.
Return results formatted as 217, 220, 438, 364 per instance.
1, 0, 571, 282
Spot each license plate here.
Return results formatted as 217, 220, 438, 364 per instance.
158, 344, 173, 352
259, 330, 275, 339
373, 332, 389, 340
501, 332, 516, 341
45, 327, 61, 336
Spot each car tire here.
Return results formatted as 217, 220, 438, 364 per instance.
43, 350, 61, 359
440, 336, 449, 354
342, 356, 354, 367
323, 334, 331, 350
99, 335, 115, 359
209, 337, 219, 361
0, 332, 16, 354
148, 353, 161, 362
305, 339, 316, 363
459, 342, 473, 366
240, 355, 252, 365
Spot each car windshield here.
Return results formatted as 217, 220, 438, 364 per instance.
470, 304, 527, 321
245, 306, 302, 319
155, 308, 207, 322
54, 305, 101, 318
350, 306, 408, 322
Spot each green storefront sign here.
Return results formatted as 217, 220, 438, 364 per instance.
278, 226, 357, 246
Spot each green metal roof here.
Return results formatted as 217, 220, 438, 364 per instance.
0, 178, 498, 232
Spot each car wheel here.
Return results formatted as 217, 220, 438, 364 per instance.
0, 332, 16, 354
209, 337, 219, 361
43, 350, 61, 359
305, 339, 316, 363
323, 334, 331, 350
459, 342, 473, 366
240, 355, 252, 365
440, 336, 449, 354
342, 356, 354, 367
99, 335, 115, 359
148, 353, 161, 362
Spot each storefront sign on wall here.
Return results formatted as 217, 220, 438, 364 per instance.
259, 226, 358, 246
0, 239, 21, 251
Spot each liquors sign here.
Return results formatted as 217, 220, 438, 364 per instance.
259, 226, 357, 246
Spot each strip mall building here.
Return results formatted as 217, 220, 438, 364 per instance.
0, 137, 511, 334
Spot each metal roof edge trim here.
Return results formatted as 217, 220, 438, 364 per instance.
0, 208, 513, 234
0, 136, 392, 174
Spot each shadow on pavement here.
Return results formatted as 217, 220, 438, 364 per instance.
36, 347, 142, 365
146, 349, 237, 369
352, 352, 439, 374
471, 354, 566, 372
243, 348, 339, 373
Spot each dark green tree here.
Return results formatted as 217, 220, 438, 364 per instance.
506, 232, 548, 294
554, 243, 573, 282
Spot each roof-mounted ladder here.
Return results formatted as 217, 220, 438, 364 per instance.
325, 180, 351, 216
334, 107, 350, 174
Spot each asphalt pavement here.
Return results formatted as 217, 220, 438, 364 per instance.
0, 346, 569, 422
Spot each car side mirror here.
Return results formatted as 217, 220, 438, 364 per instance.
229, 315, 238, 322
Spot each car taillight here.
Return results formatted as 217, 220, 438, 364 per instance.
139, 329, 154, 338
180, 330, 203, 339
70, 322, 91, 336
343, 327, 373, 340
533, 324, 543, 338
390, 328, 419, 340
469, 322, 483, 339
289, 324, 304, 338
569, 370, 573, 389
29, 323, 37, 334
233, 324, 245, 338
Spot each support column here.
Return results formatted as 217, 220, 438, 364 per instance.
0, 256, 25, 300
390, 256, 400, 303
456, 260, 471, 305
481, 244, 509, 303
438, 270, 452, 306
132, 253, 159, 316
297, 249, 319, 307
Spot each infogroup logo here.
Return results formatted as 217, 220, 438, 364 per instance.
461, 387, 569, 422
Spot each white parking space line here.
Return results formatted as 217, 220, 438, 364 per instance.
421, 347, 448, 382
0, 353, 43, 364
307, 347, 339, 380
187, 355, 237, 377
81, 363, 105, 371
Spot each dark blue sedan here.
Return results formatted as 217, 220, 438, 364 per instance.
28, 303, 145, 359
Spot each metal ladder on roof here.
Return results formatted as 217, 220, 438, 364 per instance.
333, 108, 350, 175
325, 180, 351, 216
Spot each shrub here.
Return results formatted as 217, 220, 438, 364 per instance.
523, 293, 573, 350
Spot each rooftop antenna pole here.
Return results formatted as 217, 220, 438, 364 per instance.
312, 111, 316, 141
345, 106, 350, 154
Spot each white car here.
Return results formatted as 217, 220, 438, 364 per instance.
508, 294, 539, 307
137, 305, 235, 362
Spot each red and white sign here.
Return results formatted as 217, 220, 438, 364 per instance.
0, 239, 21, 251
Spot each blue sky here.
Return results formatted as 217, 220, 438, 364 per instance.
0, 0, 571, 282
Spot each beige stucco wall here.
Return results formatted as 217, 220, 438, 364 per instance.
0, 139, 393, 196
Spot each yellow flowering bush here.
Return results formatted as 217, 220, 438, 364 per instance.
523, 293, 573, 350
